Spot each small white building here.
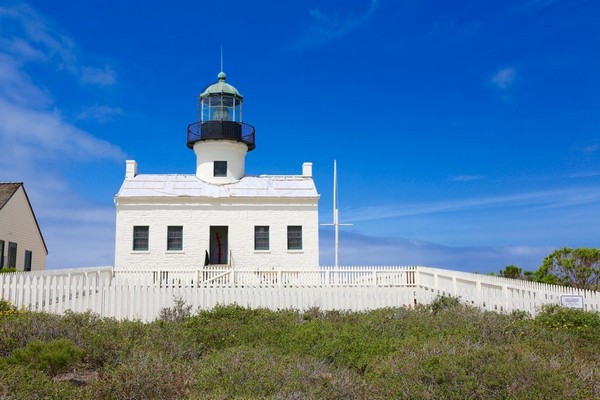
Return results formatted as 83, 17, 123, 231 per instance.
114, 72, 320, 271
0, 182, 47, 271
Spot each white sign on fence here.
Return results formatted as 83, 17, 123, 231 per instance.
560, 295, 584, 309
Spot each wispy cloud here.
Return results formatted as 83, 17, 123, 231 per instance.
582, 144, 598, 154
0, 2, 125, 268
0, 53, 51, 108
319, 230, 552, 271
567, 171, 600, 178
77, 105, 124, 123
0, 2, 117, 86
0, 99, 124, 162
490, 67, 516, 89
292, 0, 380, 49
344, 186, 600, 223
80, 65, 116, 86
513, 0, 558, 16
450, 175, 483, 182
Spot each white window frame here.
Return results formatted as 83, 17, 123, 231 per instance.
254, 226, 270, 251
133, 226, 149, 251
167, 226, 183, 251
287, 226, 302, 250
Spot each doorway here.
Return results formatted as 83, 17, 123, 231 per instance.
209, 226, 228, 265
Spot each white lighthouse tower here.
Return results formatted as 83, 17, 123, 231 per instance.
187, 71, 256, 184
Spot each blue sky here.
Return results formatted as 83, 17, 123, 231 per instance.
1, 0, 599, 272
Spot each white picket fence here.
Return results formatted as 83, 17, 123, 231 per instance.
1, 265, 598, 322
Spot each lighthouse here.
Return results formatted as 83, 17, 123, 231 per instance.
187, 71, 255, 184
114, 69, 319, 272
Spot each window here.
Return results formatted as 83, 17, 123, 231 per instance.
167, 226, 183, 251
254, 226, 269, 250
287, 226, 302, 250
133, 226, 149, 251
0, 240, 4, 268
8, 242, 17, 267
214, 161, 227, 177
24, 251, 32, 272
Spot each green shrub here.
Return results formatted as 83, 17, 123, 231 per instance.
0, 310, 76, 354
535, 304, 600, 340
3, 339, 84, 376
85, 351, 194, 400
194, 345, 370, 399
0, 364, 81, 399
158, 298, 193, 322
429, 295, 462, 313
0, 304, 598, 398
0, 299, 16, 313
283, 318, 394, 372
369, 338, 595, 399
146, 319, 205, 361
79, 318, 148, 368
184, 304, 298, 351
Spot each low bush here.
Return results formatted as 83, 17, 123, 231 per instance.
428, 295, 462, 313
1, 339, 84, 377
0, 364, 79, 399
0, 299, 18, 317
368, 338, 595, 399
195, 345, 370, 399
158, 297, 193, 322
0, 303, 598, 399
79, 317, 148, 368
535, 304, 600, 340
84, 351, 195, 400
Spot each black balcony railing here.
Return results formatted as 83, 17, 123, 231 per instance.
187, 121, 256, 151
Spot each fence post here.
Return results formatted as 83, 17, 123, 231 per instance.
452, 276, 458, 296
278, 269, 282, 287
502, 284, 509, 313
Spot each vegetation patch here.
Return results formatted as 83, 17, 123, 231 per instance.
0, 300, 598, 399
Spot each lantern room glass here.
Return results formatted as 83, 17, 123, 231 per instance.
200, 94, 243, 122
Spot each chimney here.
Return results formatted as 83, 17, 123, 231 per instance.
125, 160, 138, 179
302, 162, 312, 177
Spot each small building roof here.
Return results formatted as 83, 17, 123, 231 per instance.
0, 183, 21, 210
0, 182, 48, 254
116, 174, 319, 199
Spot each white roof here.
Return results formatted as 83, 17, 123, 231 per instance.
117, 174, 318, 199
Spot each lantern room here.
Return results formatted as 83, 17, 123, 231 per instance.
187, 71, 255, 151
200, 71, 243, 122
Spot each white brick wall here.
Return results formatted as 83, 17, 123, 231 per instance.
0, 187, 47, 271
115, 197, 319, 271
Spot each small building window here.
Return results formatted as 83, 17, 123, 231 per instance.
167, 226, 183, 251
254, 226, 269, 250
0, 240, 4, 268
8, 242, 17, 268
287, 226, 302, 250
214, 161, 227, 177
24, 250, 32, 272
133, 226, 149, 251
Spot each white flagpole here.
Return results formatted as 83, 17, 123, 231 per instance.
321, 160, 352, 269
334, 160, 338, 268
